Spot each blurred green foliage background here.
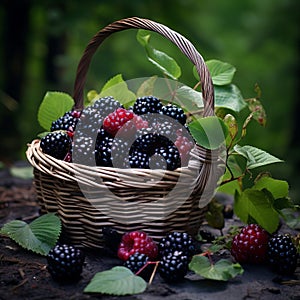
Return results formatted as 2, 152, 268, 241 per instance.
1, 0, 299, 197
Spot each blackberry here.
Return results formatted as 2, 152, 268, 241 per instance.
160, 104, 186, 125
72, 135, 96, 166
124, 252, 149, 275
231, 224, 269, 264
153, 121, 178, 144
129, 150, 150, 169
91, 96, 123, 117
40, 131, 72, 160
95, 137, 128, 167
159, 231, 196, 259
47, 244, 85, 283
159, 250, 189, 282
51, 110, 81, 132
102, 226, 123, 254
133, 96, 163, 115
267, 234, 298, 275
152, 144, 181, 171
131, 131, 160, 153
174, 133, 194, 166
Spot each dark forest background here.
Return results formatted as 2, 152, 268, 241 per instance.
1, 0, 299, 197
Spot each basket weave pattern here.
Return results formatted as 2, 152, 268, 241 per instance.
26, 17, 224, 248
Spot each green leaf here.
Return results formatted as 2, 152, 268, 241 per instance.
84, 266, 147, 296
136, 76, 158, 97
205, 199, 224, 230
206, 60, 236, 86
10, 166, 33, 180
214, 84, 247, 112
224, 114, 238, 141
99, 74, 136, 107
0, 213, 61, 255
233, 145, 283, 169
37, 92, 74, 131
188, 116, 228, 150
136, 30, 181, 80
189, 256, 243, 281
253, 176, 289, 199
234, 189, 279, 233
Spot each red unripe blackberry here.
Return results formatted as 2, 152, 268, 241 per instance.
231, 224, 269, 264
103, 108, 134, 136
118, 231, 158, 261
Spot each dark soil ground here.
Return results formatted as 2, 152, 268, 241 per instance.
1, 162, 300, 300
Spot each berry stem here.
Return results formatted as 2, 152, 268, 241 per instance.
148, 261, 160, 286
135, 260, 159, 276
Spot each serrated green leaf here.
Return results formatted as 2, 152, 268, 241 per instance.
84, 266, 147, 295
0, 213, 61, 255
99, 74, 136, 107
37, 92, 74, 131
10, 166, 33, 180
189, 256, 243, 281
253, 176, 289, 199
233, 145, 283, 169
206, 60, 236, 86
215, 84, 247, 112
188, 116, 228, 150
234, 189, 279, 233
136, 76, 158, 97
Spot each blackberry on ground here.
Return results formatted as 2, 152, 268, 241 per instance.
159, 231, 196, 259
118, 231, 158, 261
133, 96, 163, 115
231, 224, 269, 264
102, 226, 123, 254
124, 252, 152, 280
267, 234, 298, 275
40, 131, 72, 160
47, 244, 85, 283
159, 250, 189, 282
51, 110, 81, 132
160, 104, 186, 125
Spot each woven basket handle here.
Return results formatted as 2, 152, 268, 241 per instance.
73, 17, 214, 117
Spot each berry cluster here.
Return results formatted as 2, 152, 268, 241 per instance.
40, 95, 194, 170
119, 230, 196, 283
231, 224, 299, 275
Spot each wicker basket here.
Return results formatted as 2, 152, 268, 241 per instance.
26, 17, 225, 249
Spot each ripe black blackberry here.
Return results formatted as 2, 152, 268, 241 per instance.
123, 252, 152, 280
160, 104, 187, 125
72, 135, 96, 166
267, 234, 298, 275
40, 131, 72, 160
51, 110, 81, 132
159, 250, 189, 282
153, 144, 181, 171
47, 244, 85, 283
95, 136, 114, 167
129, 149, 149, 169
133, 96, 163, 115
159, 231, 196, 259
92, 96, 123, 118
131, 131, 160, 153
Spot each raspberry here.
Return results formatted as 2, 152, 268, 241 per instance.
159, 250, 189, 282
133, 96, 163, 115
231, 224, 269, 264
40, 131, 72, 160
159, 231, 196, 259
267, 234, 298, 275
47, 244, 85, 282
103, 108, 134, 136
118, 231, 158, 261
51, 110, 81, 132
160, 104, 187, 125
